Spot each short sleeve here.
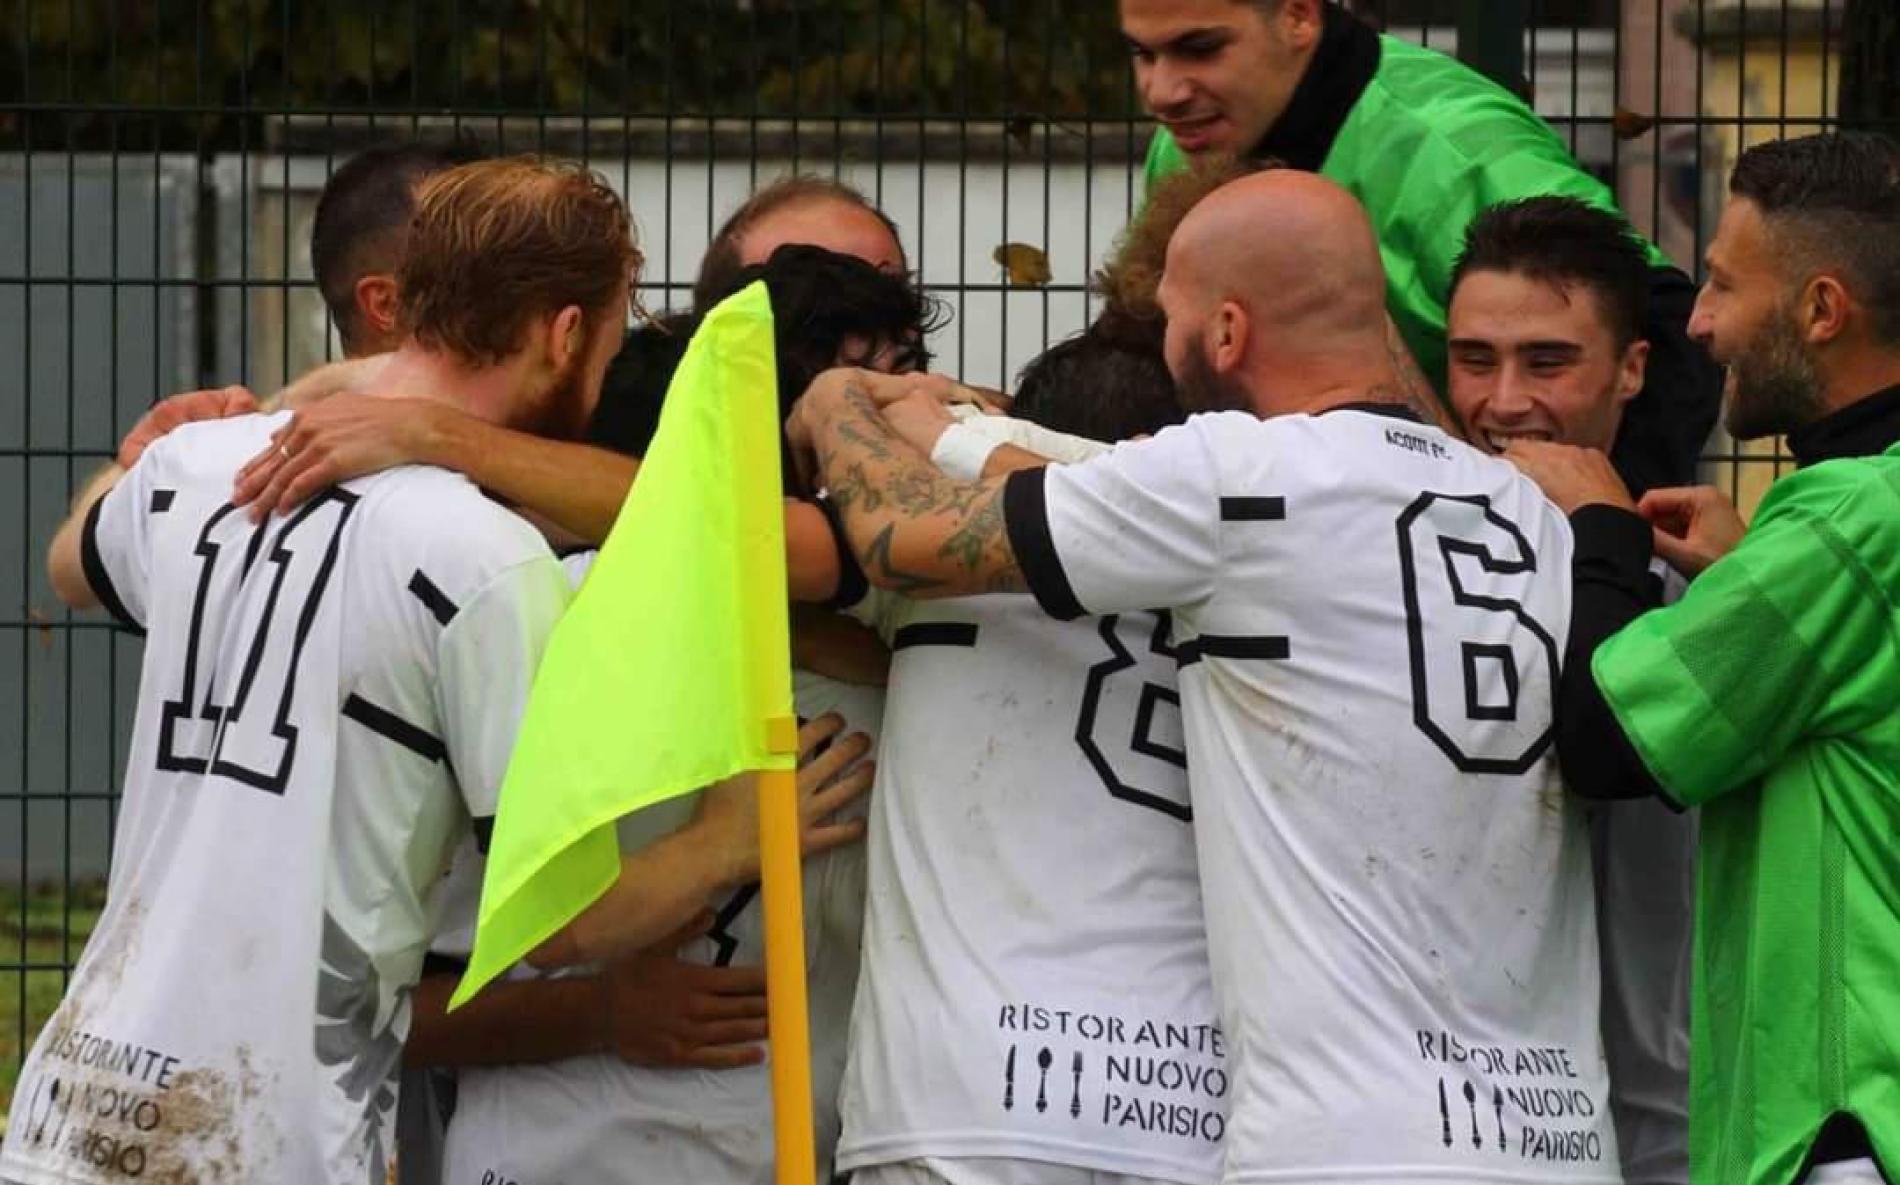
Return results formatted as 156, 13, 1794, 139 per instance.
435, 555, 573, 820
1003, 419, 1223, 621
1593, 464, 1898, 807
559, 548, 598, 591
80, 449, 168, 633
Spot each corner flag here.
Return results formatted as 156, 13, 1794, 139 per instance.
452, 281, 794, 1006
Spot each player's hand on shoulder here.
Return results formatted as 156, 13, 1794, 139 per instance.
232, 393, 448, 522
1637, 484, 1745, 577
117, 384, 258, 469
1501, 439, 1637, 515
600, 914, 769, 1070
689, 713, 874, 887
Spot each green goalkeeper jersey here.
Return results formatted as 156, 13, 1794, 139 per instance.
1137, 3, 1721, 497
1593, 441, 1900, 1185
1142, 30, 1665, 395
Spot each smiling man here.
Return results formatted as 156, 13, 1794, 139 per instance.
1125, 0, 1720, 495
1446, 197, 1649, 456
1446, 195, 1692, 1185
1504, 131, 1900, 1185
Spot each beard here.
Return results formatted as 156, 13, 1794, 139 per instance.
1723, 303, 1824, 440
1172, 341, 1252, 415
520, 348, 597, 441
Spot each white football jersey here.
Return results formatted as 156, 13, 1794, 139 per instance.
1002, 406, 1617, 1185
1590, 563, 1693, 1185
836, 590, 1223, 1184
1, 413, 568, 1185
443, 546, 883, 1185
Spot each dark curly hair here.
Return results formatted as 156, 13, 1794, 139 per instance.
1012, 326, 1182, 443
586, 245, 945, 479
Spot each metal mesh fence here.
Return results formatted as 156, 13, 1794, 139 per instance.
0, 0, 1870, 1119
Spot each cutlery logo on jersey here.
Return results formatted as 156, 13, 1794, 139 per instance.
1419, 1029, 1607, 1165
998, 1001, 1227, 1145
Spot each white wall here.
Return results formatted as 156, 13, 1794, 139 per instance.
215, 152, 1152, 394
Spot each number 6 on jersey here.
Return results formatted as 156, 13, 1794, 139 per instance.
1395, 492, 1560, 776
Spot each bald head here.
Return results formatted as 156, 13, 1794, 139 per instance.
1158, 170, 1395, 414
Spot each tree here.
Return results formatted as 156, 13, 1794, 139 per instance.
3, 0, 1141, 151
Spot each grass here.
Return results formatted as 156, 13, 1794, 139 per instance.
0, 879, 106, 1130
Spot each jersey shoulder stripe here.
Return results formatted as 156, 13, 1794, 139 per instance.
1176, 633, 1291, 666
341, 692, 449, 765
407, 569, 461, 626
1218, 496, 1286, 521
892, 621, 979, 650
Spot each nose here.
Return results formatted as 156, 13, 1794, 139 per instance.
1687, 287, 1715, 347
1142, 57, 1193, 115
1488, 362, 1538, 420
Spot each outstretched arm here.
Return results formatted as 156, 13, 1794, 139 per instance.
235, 397, 639, 542
788, 369, 1029, 599
233, 394, 845, 601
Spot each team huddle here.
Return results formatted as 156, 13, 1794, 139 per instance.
5, 3, 1899, 1185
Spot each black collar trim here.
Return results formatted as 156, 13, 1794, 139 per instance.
1253, 4, 1382, 172
1787, 383, 1900, 467
1321, 400, 1426, 424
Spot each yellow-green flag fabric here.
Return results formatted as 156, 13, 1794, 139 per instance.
452, 282, 794, 1008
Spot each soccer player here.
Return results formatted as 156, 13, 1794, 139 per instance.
693, 174, 908, 309
312, 140, 489, 357
106, 140, 484, 475
66, 140, 775, 1185
428, 246, 934, 1185
1124, 0, 1720, 494
1444, 196, 1690, 1185
1095, 155, 1443, 427
1508, 131, 1900, 1185
0, 158, 848, 1185
834, 327, 1229, 1185
789, 169, 1619, 1183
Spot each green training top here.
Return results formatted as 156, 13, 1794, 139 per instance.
1593, 444, 1900, 1185
1143, 34, 1666, 392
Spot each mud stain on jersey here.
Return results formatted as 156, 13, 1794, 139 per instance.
142, 1044, 272, 1184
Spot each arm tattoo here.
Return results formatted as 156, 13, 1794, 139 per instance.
939, 484, 1021, 593
811, 380, 1026, 596
861, 525, 945, 595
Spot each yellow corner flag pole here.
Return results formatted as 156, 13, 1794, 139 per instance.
760, 714, 816, 1185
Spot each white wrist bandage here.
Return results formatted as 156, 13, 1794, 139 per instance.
929, 420, 1004, 481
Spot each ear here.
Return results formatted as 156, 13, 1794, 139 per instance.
1614, 339, 1649, 406
547, 304, 587, 371
1210, 301, 1249, 374
353, 275, 401, 344
1282, 0, 1326, 51
1802, 274, 1851, 346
